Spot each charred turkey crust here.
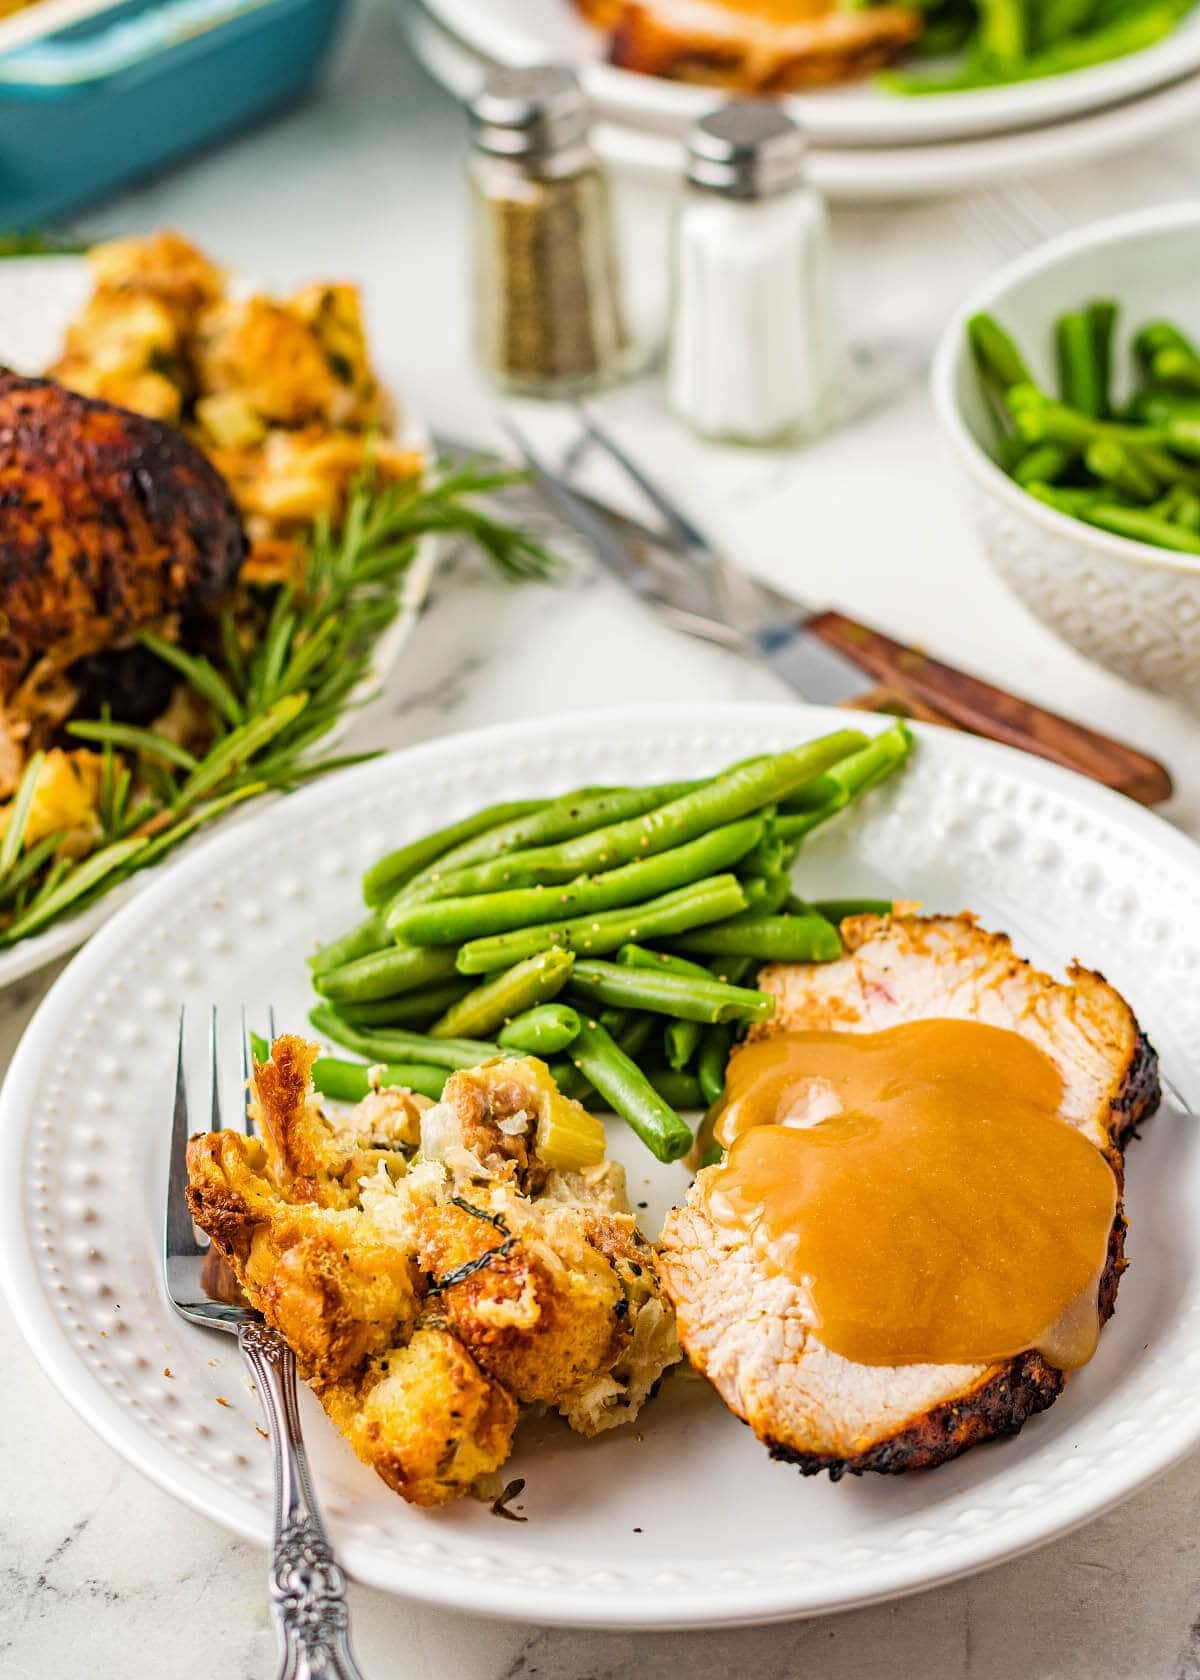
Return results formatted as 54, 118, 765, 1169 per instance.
0, 369, 245, 697
658, 914, 1161, 1480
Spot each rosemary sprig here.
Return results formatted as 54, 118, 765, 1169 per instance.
0, 468, 557, 947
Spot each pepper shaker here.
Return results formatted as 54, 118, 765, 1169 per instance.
667, 102, 835, 445
466, 66, 630, 395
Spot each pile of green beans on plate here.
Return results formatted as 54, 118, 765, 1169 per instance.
969, 303, 1200, 555
304, 724, 912, 1164
879, 0, 1197, 95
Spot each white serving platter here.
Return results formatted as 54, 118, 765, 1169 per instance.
0, 255, 438, 987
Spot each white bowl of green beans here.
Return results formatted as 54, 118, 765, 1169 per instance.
932, 201, 1200, 709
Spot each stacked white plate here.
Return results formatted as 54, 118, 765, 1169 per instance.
402, 0, 1200, 200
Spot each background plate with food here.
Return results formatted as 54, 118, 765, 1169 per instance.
416, 0, 1200, 147
3, 703, 1197, 1627
406, 1, 1200, 201
0, 239, 547, 987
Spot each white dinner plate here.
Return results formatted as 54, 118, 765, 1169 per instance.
406, 4, 1200, 202
419, 0, 1200, 147
0, 256, 438, 988
3, 702, 1199, 1628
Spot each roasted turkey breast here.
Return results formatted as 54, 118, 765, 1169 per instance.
657, 913, 1160, 1478
0, 369, 245, 705
576, 0, 921, 91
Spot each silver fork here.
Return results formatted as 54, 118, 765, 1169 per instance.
164, 1006, 366, 1680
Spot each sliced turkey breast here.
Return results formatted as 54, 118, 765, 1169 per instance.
575, 0, 921, 92
657, 914, 1160, 1478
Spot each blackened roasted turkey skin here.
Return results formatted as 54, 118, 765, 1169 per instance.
656, 914, 1160, 1478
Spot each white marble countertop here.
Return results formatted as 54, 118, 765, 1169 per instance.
5, 4, 1200, 1675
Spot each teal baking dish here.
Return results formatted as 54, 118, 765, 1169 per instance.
0, 0, 348, 226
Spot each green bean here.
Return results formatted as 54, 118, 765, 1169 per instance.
1134, 319, 1200, 389
497, 1003, 582, 1055
309, 911, 389, 975
537, 732, 867, 879
967, 312, 1032, 392
568, 958, 775, 1025
397, 782, 698, 903
697, 1023, 734, 1108
616, 1011, 656, 1061
617, 943, 713, 981
1125, 388, 1200, 427
1013, 443, 1074, 487
665, 1018, 702, 1072
1127, 442, 1200, 491
311, 1056, 448, 1104
670, 913, 843, 963
549, 1058, 592, 1102
1162, 487, 1200, 532
361, 799, 549, 906
1163, 417, 1200, 460
1007, 384, 1164, 450
1084, 439, 1160, 501
813, 897, 895, 923
1088, 299, 1118, 417
736, 824, 786, 878
736, 872, 793, 918
1056, 311, 1103, 417
568, 1020, 692, 1163
977, 0, 1026, 65
411, 739, 860, 911
313, 944, 460, 1003
1079, 503, 1200, 554
389, 817, 764, 946
310, 1004, 499, 1069
779, 723, 912, 814
645, 1069, 704, 1111
457, 873, 749, 974
1034, 0, 1097, 48
430, 948, 574, 1039
1025, 483, 1108, 516
335, 981, 474, 1028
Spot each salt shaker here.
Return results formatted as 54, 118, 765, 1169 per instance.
667, 102, 834, 445
466, 66, 630, 395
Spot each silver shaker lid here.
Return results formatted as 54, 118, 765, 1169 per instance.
686, 102, 806, 199
468, 66, 590, 159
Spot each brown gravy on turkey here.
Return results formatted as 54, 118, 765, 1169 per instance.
705, 1019, 1117, 1371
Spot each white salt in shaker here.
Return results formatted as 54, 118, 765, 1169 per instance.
667, 102, 834, 445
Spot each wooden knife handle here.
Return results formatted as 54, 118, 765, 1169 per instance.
807, 610, 1174, 806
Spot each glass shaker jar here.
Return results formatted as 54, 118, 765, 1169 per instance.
667, 102, 835, 446
467, 66, 630, 396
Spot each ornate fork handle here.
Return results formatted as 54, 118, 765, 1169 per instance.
239, 1321, 366, 1680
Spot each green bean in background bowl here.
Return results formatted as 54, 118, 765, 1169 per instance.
932, 202, 1200, 708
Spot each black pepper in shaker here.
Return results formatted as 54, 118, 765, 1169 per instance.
466, 66, 630, 395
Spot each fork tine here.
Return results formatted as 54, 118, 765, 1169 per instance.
572, 405, 713, 561
268, 1003, 278, 1041
209, 1003, 223, 1133
240, 1004, 256, 1138
164, 1006, 202, 1264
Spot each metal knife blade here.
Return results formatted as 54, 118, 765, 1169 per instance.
435, 426, 881, 705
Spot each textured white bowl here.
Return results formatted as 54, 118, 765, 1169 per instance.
931, 202, 1200, 709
